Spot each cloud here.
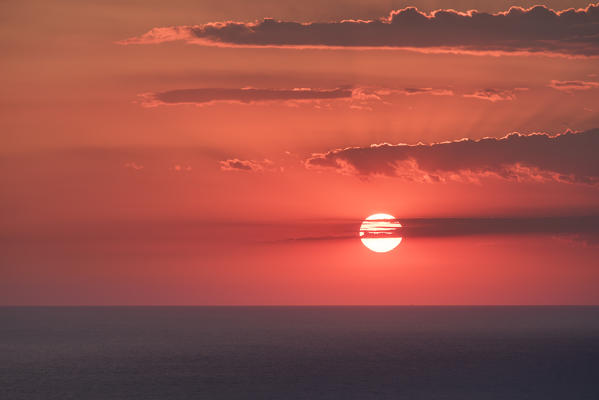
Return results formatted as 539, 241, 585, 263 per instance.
120, 26, 193, 45
118, 3, 599, 57
141, 87, 354, 107
139, 86, 456, 108
548, 80, 599, 92
220, 159, 265, 172
306, 129, 599, 184
398, 88, 454, 96
371, 88, 454, 97
463, 88, 519, 102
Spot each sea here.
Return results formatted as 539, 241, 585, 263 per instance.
1, 306, 598, 399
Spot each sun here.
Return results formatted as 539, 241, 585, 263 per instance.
359, 213, 402, 253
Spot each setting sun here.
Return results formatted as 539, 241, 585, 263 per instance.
359, 213, 403, 253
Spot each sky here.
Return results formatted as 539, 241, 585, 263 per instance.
1, 0, 598, 305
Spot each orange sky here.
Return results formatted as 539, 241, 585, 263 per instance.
1, 0, 598, 305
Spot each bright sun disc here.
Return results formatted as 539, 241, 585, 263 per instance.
360, 213, 402, 253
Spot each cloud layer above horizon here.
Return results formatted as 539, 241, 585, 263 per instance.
119, 3, 599, 56
306, 129, 599, 184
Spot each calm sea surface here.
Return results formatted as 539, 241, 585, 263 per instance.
1, 306, 598, 399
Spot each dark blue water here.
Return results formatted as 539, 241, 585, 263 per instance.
1, 307, 598, 399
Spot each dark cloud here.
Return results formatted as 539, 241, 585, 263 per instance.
401, 88, 453, 96
142, 87, 353, 106
119, 3, 599, 56
378, 88, 454, 96
141, 86, 457, 108
306, 129, 599, 184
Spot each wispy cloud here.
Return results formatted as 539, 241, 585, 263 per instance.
463, 88, 526, 102
548, 79, 599, 92
124, 161, 144, 171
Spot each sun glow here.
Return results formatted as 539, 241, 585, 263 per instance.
359, 213, 402, 253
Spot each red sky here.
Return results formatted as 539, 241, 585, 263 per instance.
1, 0, 598, 305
